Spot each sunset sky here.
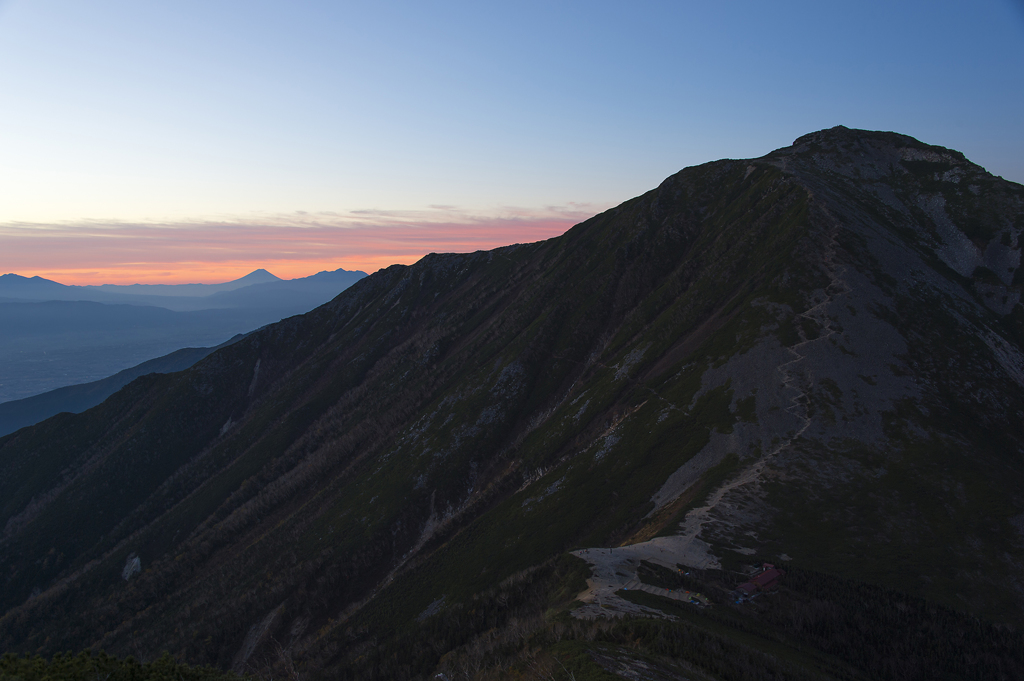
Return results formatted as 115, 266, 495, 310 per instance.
1, 0, 1022, 284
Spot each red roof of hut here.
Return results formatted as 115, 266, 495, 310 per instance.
751, 568, 784, 590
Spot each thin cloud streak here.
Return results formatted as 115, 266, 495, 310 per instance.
0, 205, 601, 284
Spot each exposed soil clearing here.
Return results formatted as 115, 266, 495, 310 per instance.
570, 538, 716, 619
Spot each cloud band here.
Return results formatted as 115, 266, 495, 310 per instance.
0, 205, 597, 284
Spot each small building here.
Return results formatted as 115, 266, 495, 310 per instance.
751, 567, 784, 590
734, 581, 758, 598
732, 563, 784, 600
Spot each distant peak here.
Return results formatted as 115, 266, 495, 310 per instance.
234, 269, 281, 283
785, 126, 967, 162
760, 126, 976, 184
789, 126, 919, 151
0, 273, 65, 286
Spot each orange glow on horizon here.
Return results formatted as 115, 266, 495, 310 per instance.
8, 261, 382, 286
9, 256, 422, 286
0, 209, 596, 285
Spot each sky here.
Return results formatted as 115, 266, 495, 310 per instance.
1, 0, 1022, 284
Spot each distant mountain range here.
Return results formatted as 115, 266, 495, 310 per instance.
0, 267, 365, 311
2, 129, 1023, 680
0, 268, 366, 402
81, 268, 282, 297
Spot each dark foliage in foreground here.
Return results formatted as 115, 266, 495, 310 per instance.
0, 650, 244, 681
319, 558, 1024, 681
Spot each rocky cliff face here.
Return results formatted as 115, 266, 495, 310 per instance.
1, 127, 1022, 679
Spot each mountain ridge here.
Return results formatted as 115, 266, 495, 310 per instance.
1, 127, 1022, 680
86, 267, 283, 297
0, 268, 279, 299
0, 267, 367, 309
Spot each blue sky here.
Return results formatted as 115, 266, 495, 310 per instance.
0, 0, 1022, 281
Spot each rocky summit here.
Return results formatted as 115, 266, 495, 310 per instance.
2, 127, 1023, 681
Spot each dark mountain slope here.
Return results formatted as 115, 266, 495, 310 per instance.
1, 128, 1022, 680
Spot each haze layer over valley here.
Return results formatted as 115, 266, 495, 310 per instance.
0, 268, 366, 403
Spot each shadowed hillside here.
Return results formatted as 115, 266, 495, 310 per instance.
1, 127, 1023, 681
